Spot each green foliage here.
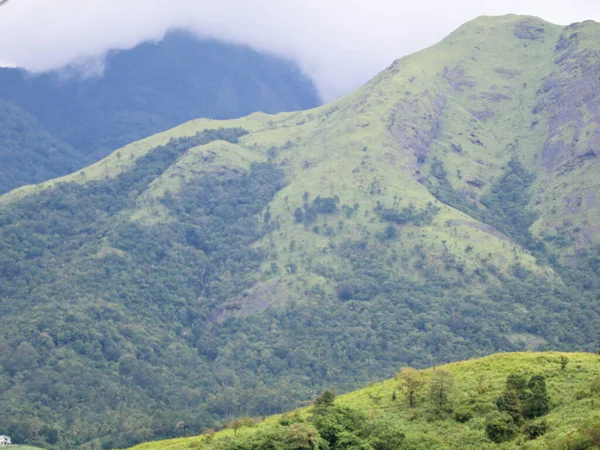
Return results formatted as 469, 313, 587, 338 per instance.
496, 388, 524, 424
485, 412, 518, 443
0, 32, 320, 191
453, 407, 473, 423
591, 377, 600, 395
506, 374, 528, 395
0, 128, 293, 448
0, 98, 87, 194
314, 391, 336, 409
366, 419, 405, 450
428, 157, 544, 252
374, 202, 439, 226
524, 375, 551, 419
397, 368, 426, 408
296, 195, 340, 225
428, 370, 454, 413
313, 196, 340, 214
554, 416, 600, 449
524, 419, 549, 440
496, 373, 550, 422
131, 352, 600, 450
228, 418, 257, 435
6, 15, 600, 450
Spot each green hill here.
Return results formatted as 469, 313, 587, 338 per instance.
0, 14, 600, 449
0, 31, 320, 193
128, 352, 600, 450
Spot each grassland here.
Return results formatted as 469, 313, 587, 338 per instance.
129, 352, 600, 449
6, 15, 598, 305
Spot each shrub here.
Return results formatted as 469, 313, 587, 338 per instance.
524, 375, 550, 419
524, 420, 549, 440
497, 389, 523, 424
368, 420, 406, 450
314, 390, 336, 409
337, 283, 355, 301
555, 416, 600, 449
453, 407, 474, 423
485, 412, 517, 443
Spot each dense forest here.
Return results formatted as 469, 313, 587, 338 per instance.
0, 129, 598, 448
0, 98, 87, 194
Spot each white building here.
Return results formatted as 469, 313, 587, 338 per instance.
0, 435, 11, 445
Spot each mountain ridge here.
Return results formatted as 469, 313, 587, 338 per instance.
0, 30, 320, 194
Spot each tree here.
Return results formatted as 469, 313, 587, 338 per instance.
397, 368, 426, 408
368, 418, 406, 450
560, 355, 569, 371
476, 373, 489, 394
314, 390, 336, 409
227, 417, 255, 435
496, 388, 523, 424
524, 375, 550, 418
505, 373, 528, 396
485, 412, 517, 443
383, 223, 398, 240
429, 370, 454, 413
284, 423, 325, 449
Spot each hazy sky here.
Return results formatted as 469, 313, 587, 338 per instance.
0, 0, 599, 101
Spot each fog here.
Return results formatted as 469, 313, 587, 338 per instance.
0, 0, 599, 100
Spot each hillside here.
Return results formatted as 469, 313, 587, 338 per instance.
0, 14, 600, 449
0, 31, 320, 192
129, 352, 600, 450
0, 97, 88, 194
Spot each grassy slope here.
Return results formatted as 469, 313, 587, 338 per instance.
129, 351, 600, 450
5, 15, 591, 309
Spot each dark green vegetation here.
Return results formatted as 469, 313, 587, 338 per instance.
0, 98, 86, 194
131, 353, 600, 450
0, 31, 320, 193
1, 14, 600, 449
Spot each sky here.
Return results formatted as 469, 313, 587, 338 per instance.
0, 0, 599, 101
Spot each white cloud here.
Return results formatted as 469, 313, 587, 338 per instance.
0, 0, 599, 101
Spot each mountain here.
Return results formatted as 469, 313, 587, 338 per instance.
128, 352, 600, 450
0, 31, 320, 193
0, 98, 86, 191
0, 14, 600, 449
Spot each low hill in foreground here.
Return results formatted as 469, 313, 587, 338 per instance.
130, 352, 600, 450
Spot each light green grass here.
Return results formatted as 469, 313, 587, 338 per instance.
10, 446, 46, 450
1, 14, 597, 319
128, 351, 600, 449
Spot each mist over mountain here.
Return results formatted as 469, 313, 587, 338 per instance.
0, 30, 320, 193
0, 14, 599, 449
